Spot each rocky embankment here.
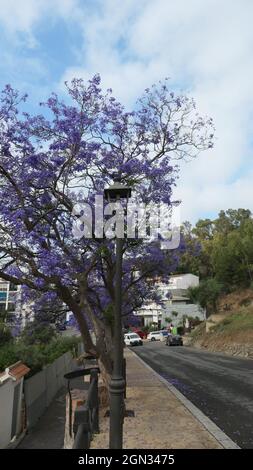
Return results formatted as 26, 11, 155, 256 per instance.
186, 290, 253, 359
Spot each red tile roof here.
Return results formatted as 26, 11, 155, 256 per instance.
0, 361, 30, 382
8, 362, 30, 380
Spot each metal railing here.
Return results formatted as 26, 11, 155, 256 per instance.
64, 366, 100, 449
64, 356, 127, 449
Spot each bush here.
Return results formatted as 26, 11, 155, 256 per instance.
0, 335, 81, 376
20, 322, 56, 346
0, 343, 19, 371
188, 279, 224, 316
239, 298, 251, 307
142, 324, 157, 333
177, 326, 184, 335
0, 323, 13, 345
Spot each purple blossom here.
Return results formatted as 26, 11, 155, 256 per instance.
0, 76, 214, 364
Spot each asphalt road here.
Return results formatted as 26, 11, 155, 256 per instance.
133, 341, 253, 449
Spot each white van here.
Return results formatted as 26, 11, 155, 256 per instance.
124, 333, 143, 346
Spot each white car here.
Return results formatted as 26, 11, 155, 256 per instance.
124, 333, 143, 346
147, 331, 162, 341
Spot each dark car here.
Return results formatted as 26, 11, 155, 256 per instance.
166, 334, 183, 346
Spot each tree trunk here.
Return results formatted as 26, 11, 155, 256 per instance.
58, 286, 113, 396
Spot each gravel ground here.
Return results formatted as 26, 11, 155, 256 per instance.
91, 348, 222, 449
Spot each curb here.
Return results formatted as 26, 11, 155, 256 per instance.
128, 348, 240, 449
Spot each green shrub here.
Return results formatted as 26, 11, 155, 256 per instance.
239, 298, 251, 307
0, 335, 81, 376
20, 322, 56, 346
0, 323, 13, 346
0, 343, 19, 371
177, 326, 184, 335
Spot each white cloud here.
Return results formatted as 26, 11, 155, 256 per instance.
0, 0, 79, 46
60, 0, 253, 222
1, 0, 253, 222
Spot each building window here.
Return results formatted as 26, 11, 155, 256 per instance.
7, 303, 16, 313
0, 292, 7, 301
9, 283, 18, 291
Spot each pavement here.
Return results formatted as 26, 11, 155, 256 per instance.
134, 341, 253, 449
90, 348, 228, 449
17, 376, 88, 450
17, 388, 66, 449
17, 344, 244, 449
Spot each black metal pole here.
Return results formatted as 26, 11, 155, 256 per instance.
109, 235, 125, 449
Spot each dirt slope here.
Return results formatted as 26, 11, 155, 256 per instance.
188, 289, 253, 359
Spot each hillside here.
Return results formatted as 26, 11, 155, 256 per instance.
187, 289, 253, 359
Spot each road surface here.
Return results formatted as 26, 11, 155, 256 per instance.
133, 341, 253, 448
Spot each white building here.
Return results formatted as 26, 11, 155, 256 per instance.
136, 273, 205, 328
0, 279, 23, 327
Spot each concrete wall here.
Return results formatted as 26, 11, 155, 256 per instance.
0, 380, 15, 448
163, 303, 206, 325
141, 303, 205, 327
167, 274, 199, 290
24, 352, 75, 429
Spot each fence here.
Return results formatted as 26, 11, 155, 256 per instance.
24, 352, 75, 429
71, 359, 126, 448
70, 368, 100, 449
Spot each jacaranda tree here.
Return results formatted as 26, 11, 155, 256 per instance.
0, 75, 213, 380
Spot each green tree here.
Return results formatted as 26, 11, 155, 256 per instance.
214, 209, 251, 235
20, 321, 56, 346
211, 215, 253, 289
188, 279, 223, 317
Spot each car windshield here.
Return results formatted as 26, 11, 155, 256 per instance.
129, 334, 139, 338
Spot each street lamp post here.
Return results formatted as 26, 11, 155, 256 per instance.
104, 179, 131, 449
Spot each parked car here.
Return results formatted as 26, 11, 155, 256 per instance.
147, 331, 162, 341
166, 334, 183, 346
159, 330, 170, 341
130, 329, 146, 339
124, 333, 143, 346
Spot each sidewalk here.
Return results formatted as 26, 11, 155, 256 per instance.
91, 349, 223, 449
17, 389, 66, 449
17, 350, 232, 449
18, 376, 88, 449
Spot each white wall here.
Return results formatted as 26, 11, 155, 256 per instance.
0, 380, 15, 448
167, 274, 199, 290
163, 303, 206, 325
135, 274, 201, 326
24, 352, 75, 429
140, 303, 205, 327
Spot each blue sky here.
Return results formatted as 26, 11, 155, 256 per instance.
0, 0, 253, 224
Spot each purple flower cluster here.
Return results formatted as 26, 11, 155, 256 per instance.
0, 75, 213, 349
